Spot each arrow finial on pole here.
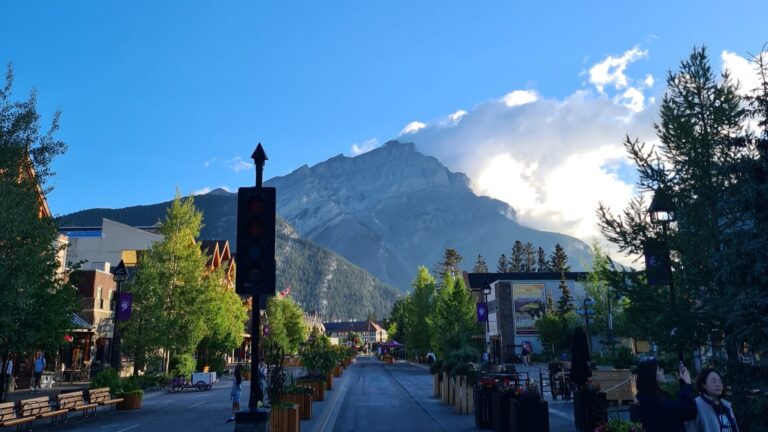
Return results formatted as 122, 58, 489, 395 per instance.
252, 143, 268, 188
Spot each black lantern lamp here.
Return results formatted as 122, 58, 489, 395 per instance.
648, 188, 676, 225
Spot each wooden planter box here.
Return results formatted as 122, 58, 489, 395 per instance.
116, 392, 143, 410
434, 374, 441, 398
297, 380, 325, 401
269, 404, 300, 432
283, 393, 312, 420
326, 374, 333, 391
332, 365, 342, 378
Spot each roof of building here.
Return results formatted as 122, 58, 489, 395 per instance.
323, 320, 385, 334
464, 271, 589, 290
70, 313, 93, 330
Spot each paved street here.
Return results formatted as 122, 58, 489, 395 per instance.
10, 356, 585, 432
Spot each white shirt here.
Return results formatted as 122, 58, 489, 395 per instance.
5, 360, 11, 375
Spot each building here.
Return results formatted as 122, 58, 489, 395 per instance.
59, 218, 162, 268
464, 272, 589, 363
324, 320, 388, 349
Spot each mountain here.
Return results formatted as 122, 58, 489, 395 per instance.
266, 140, 591, 289
56, 196, 401, 321
59, 140, 591, 292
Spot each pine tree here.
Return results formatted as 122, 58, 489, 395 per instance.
472, 254, 488, 273
545, 291, 555, 313
523, 242, 536, 272
549, 243, 571, 273
536, 247, 549, 272
497, 254, 509, 273
556, 272, 575, 317
409, 267, 435, 359
434, 248, 463, 281
510, 240, 524, 272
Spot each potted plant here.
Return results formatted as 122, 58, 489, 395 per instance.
282, 384, 313, 420
594, 419, 644, 432
300, 329, 337, 393
265, 342, 299, 432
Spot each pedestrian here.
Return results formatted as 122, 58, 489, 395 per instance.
635, 357, 697, 432
521, 345, 531, 366
227, 365, 243, 423
482, 351, 489, 363
32, 352, 46, 393
4, 354, 13, 393
258, 358, 268, 403
685, 369, 739, 432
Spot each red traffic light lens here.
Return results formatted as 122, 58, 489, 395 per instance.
248, 220, 264, 236
248, 196, 265, 214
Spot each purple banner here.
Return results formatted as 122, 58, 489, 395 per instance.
116, 293, 132, 321
476, 302, 488, 322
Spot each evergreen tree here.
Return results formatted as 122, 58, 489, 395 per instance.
387, 297, 410, 345
545, 291, 555, 313
434, 248, 463, 281
549, 243, 571, 273
522, 242, 536, 272
497, 254, 509, 273
429, 273, 480, 358
0, 66, 78, 399
536, 247, 549, 272
472, 254, 488, 273
121, 193, 215, 373
556, 272, 575, 317
510, 240, 524, 272
408, 267, 435, 359
597, 46, 746, 357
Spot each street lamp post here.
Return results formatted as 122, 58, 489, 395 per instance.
647, 188, 682, 360
111, 260, 128, 371
582, 297, 594, 354
482, 280, 492, 361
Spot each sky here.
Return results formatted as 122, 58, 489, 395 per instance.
2, 1, 766, 256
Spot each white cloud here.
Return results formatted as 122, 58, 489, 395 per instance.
350, 138, 380, 156
588, 47, 648, 93
721, 50, 761, 95
403, 48, 660, 257
501, 90, 538, 107
447, 110, 468, 123
644, 74, 655, 88
400, 121, 426, 135
229, 156, 253, 172
203, 156, 217, 168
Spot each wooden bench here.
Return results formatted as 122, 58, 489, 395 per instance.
57, 391, 98, 419
0, 401, 36, 431
591, 369, 636, 404
88, 387, 124, 412
20, 396, 68, 425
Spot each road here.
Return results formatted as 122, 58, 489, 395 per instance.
38, 356, 580, 431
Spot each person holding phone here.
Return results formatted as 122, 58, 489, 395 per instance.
685, 369, 739, 432
635, 357, 697, 431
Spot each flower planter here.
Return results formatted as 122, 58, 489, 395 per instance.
283, 392, 312, 420
269, 404, 300, 432
116, 391, 143, 410
326, 373, 333, 391
510, 398, 549, 432
297, 379, 325, 401
332, 365, 342, 378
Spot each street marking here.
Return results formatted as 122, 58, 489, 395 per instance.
189, 401, 206, 408
117, 425, 141, 432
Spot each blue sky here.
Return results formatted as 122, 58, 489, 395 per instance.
2, 1, 766, 244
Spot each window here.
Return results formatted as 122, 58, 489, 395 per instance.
109, 291, 115, 311
97, 287, 104, 309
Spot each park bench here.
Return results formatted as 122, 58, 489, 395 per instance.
20, 396, 68, 425
591, 369, 635, 405
88, 387, 124, 412
0, 401, 35, 431
57, 391, 97, 419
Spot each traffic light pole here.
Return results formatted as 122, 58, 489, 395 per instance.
251, 143, 267, 410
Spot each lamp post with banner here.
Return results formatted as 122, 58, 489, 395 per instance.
111, 260, 129, 371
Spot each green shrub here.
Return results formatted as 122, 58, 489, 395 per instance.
170, 353, 196, 377
429, 359, 444, 375
121, 376, 143, 392
91, 368, 121, 394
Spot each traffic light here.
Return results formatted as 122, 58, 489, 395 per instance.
236, 187, 276, 296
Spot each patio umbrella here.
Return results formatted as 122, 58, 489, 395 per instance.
570, 327, 591, 387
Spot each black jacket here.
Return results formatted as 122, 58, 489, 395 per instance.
636, 382, 698, 432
